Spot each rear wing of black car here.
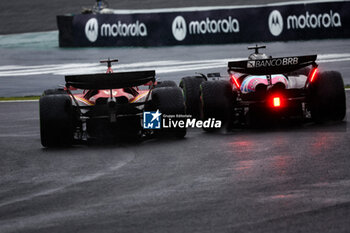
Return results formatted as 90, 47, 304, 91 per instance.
65, 70, 156, 89
228, 55, 317, 75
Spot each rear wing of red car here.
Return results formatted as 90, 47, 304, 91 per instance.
228, 55, 317, 75
65, 70, 156, 89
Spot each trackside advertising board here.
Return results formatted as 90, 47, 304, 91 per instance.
57, 1, 350, 47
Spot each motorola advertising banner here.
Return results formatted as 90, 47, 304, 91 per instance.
57, 1, 350, 47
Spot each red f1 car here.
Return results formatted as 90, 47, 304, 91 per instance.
40, 59, 186, 147
180, 45, 346, 129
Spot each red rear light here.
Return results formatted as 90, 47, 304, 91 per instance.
310, 68, 318, 82
231, 74, 240, 89
269, 95, 284, 108
273, 97, 281, 107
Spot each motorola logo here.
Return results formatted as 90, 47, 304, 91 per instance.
286, 10, 341, 29
172, 16, 187, 41
85, 18, 98, 42
172, 15, 240, 41
268, 9, 342, 37
268, 10, 283, 36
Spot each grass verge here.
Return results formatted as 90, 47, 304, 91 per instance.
0, 96, 40, 101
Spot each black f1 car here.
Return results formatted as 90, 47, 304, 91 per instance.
180, 45, 346, 129
39, 59, 186, 147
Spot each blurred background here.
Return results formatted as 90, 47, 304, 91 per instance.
0, 0, 310, 34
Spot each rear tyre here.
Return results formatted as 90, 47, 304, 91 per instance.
43, 88, 66, 96
200, 80, 235, 132
179, 76, 206, 119
151, 87, 186, 138
308, 71, 346, 122
155, 80, 177, 88
40, 94, 75, 147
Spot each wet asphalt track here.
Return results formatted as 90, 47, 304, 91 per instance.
0, 93, 349, 233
